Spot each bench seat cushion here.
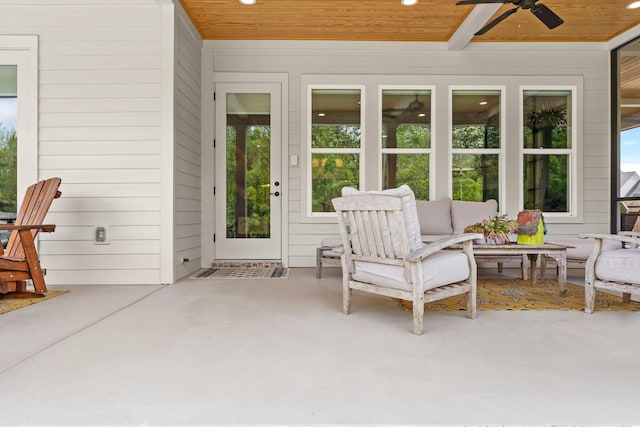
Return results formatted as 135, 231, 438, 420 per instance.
595, 248, 640, 284
320, 238, 342, 257
352, 251, 470, 292
546, 238, 622, 261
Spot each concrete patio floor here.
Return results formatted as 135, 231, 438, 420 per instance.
0, 267, 639, 425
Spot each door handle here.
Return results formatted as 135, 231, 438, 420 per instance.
270, 191, 280, 197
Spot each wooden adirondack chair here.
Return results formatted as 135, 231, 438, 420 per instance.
0, 177, 61, 298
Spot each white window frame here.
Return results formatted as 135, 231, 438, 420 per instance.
378, 85, 435, 199
304, 84, 365, 219
519, 85, 578, 218
300, 75, 582, 225
0, 36, 38, 202
449, 86, 506, 211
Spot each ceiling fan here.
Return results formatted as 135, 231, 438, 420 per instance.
383, 95, 426, 119
455, 0, 564, 36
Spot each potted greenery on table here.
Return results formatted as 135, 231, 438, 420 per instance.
464, 214, 519, 245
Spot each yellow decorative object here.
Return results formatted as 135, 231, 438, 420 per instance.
517, 218, 544, 245
516, 210, 545, 245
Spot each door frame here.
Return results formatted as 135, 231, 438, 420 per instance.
0, 36, 38, 203
214, 82, 282, 259
202, 72, 289, 267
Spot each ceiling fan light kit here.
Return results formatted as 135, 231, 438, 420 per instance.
455, 0, 564, 35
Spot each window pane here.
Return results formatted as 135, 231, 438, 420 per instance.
523, 154, 568, 212
452, 90, 500, 149
523, 90, 571, 149
452, 154, 499, 202
620, 201, 640, 231
620, 127, 640, 197
382, 153, 429, 200
226, 122, 272, 239
312, 153, 359, 213
224, 92, 272, 239
381, 89, 431, 148
312, 89, 360, 148
0, 64, 18, 247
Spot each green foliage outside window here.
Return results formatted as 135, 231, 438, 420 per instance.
312, 153, 359, 212
311, 125, 360, 212
226, 125, 271, 238
451, 124, 499, 202
382, 124, 431, 200
0, 125, 17, 213
523, 102, 569, 212
312, 124, 360, 149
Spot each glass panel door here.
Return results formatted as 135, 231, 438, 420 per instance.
215, 83, 282, 260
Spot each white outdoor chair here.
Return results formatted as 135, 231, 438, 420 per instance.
579, 232, 640, 313
332, 188, 482, 335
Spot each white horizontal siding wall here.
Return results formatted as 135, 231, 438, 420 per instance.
173, 1, 202, 281
205, 40, 612, 267
0, 1, 168, 284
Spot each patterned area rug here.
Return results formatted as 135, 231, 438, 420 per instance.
0, 290, 69, 315
190, 267, 290, 279
400, 278, 640, 311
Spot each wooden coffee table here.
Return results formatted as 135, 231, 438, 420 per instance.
471, 243, 570, 292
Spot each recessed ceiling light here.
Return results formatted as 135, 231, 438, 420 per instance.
240, 0, 256, 4
318, 113, 326, 117
401, 0, 418, 6
479, 101, 488, 106
627, 1, 640, 9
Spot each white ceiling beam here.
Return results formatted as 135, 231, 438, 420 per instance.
448, 4, 502, 51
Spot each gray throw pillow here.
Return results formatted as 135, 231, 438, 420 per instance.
451, 199, 499, 234
416, 198, 453, 235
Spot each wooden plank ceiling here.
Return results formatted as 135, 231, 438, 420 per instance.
179, 0, 640, 43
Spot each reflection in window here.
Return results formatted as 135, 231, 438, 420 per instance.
619, 132, 640, 230
381, 89, 431, 200
616, 42, 640, 232
451, 89, 502, 203
310, 88, 361, 213
522, 89, 572, 213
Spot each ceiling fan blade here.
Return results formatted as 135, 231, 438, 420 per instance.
531, 3, 564, 30
474, 6, 518, 36
456, 0, 508, 4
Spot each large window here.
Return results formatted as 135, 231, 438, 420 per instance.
522, 88, 575, 215
450, 88, 503, 205
380, 88, 432, 200
615, 39, 640, 232
308, 87, 362, 214
302, 76, 581, 224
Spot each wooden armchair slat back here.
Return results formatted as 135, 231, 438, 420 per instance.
334, 194, 409, 269
5, 177, 62, 259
